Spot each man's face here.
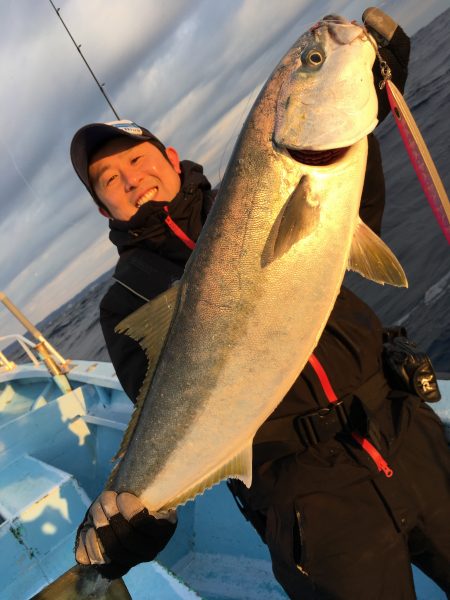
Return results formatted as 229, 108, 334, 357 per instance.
89, 137, 182, 221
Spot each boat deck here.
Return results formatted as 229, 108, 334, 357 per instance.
0, 361, 449, 599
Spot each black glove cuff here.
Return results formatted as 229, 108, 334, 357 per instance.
374, 26, 411, 122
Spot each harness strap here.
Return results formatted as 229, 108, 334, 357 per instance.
163, 206, 196, 250
307, 354, 338, 403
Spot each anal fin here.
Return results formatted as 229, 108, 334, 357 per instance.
160, 443, 253, 511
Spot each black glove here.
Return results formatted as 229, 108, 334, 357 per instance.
382, 329, 441, 403
363, 7, 411, 122
75, 491, 177, 579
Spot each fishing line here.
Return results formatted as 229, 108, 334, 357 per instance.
373, 0, 389, 13
48, 0, 120, 120
0, 136, 42, 208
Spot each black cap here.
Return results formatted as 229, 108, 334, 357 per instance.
70, 119, 166, 207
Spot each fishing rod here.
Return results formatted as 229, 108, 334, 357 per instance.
48, 0, 120, 120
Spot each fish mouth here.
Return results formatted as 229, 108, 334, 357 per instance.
287, 146, 349, 166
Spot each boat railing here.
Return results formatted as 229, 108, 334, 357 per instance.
0, 333, 44, 371
0, 292, 70, 376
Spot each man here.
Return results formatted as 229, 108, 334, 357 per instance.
70, 9, 450, 599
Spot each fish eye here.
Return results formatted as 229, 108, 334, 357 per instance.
306, 49, 324, 66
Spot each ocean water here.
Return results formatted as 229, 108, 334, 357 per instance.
7, 8, 450, 372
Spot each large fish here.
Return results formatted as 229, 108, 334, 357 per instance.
109, 15, 407, 511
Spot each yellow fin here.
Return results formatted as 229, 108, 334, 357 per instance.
348, 218, 408, 287
160, 443, 253, 511
110, 283, 180, 463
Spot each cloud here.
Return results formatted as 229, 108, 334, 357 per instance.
22, 232, 116, 323
0, 223, 115, 337
0, 0, 447, 343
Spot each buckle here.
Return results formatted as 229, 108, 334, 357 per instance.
295, 401, 350, 447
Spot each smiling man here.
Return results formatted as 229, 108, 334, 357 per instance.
71, 120, 214, 400
69, 10, 450, 599
89, 137, 182, 220
72, 123, 182, 217
70, 119, 214, 579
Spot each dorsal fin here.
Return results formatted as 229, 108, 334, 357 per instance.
111, 283, 180, 462
348, 218, 408, 287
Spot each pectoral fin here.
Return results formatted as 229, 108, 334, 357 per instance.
348, 218, 408, 287
272, 176, 320, 260
160, 442, 253, 510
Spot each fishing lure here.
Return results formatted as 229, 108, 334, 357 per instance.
385, 79, 450, 244
375, 44, 450, 244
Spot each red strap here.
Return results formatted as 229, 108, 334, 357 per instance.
308, 354, 338, 403
307, 353, 393, 478
163, 206, 196, 250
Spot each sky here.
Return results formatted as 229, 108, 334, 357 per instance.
0, 0, 448, 343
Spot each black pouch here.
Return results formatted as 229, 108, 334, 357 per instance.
382, 327, 441, 403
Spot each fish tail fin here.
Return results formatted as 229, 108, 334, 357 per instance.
30, 565, 131, 599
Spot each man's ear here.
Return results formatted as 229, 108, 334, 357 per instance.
98, 206, 111, 219
165, 146, 181, 174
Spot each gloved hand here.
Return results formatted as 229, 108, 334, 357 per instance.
382, 333, 441, 403
75, 490, 177, 579
363, 7, 411, 121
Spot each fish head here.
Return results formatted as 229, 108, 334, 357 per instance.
274, 15, 378, 154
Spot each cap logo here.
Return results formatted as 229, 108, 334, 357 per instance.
106, 119, 143, 136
